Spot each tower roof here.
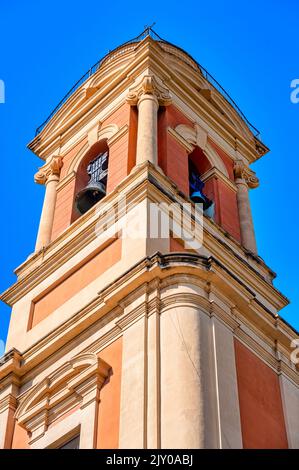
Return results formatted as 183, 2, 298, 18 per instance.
29, 27, 268, 162
33, 28, 261, 140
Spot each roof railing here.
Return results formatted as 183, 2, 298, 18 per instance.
34, 27, 261, 139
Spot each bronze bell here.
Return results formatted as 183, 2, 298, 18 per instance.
190, 190, 212, 211
75, 151, 108, 215
75, 180, 106, 215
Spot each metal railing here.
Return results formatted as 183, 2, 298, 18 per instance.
35, 27, 261, 139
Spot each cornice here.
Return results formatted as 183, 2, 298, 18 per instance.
0, 256, 297, 390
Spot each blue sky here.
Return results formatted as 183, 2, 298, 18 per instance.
0, 0, 298, 350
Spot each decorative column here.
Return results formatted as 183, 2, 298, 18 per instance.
34, 156, 63, 252
234, 160, 259, 254
127, 75, 171, 168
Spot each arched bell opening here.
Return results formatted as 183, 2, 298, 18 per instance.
72, 140, 109, 221
188, 147, 215, 218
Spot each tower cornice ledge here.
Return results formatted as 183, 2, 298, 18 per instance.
0, 252, 296, 390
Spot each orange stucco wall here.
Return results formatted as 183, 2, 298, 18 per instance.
11, 422, 30, 449
104, 103, 132, 193
29, 237, 122, 329
96, 337, 122, 449
127, 106, 138, 173
234, 339, 288, 448
51, 176, 76, 241
216, 180, 241, 241
106, 133, 130, 193
158, 105, 191, 195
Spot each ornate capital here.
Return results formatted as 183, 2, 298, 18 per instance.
127, 75, 172, 106
234, 160, 259, 188
34, 155, 63, 185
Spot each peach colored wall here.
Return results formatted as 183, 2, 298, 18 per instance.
29, 238, 122, 329
106, 133, 130, 193
11, 423, 30, 449
127, 106, 137, 173
163, 133, 189, 195
102, 103, 130, 128
96, 337, 122, 449
105, 104, 132, 192
51, 177, 76, 241
217, 180, 241, 241
103, 104, 131, 192
234, 339, 288, 449
158, 106, 192, 194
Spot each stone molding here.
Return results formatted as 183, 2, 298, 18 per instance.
1, 254, 294, 378
14, 352, 110, 443
0, 266, 297, 443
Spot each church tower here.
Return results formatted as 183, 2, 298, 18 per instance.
0, 29, 298, 449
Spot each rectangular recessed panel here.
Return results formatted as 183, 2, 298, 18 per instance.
29, 238, 122, 329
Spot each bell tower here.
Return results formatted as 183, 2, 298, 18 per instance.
0, 29, 298, 449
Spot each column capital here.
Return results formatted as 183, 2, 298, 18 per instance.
234, 160, 259, 188
127, 75, 172, 107
34, 155, 63, 185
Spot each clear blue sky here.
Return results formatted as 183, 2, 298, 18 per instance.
0, 0, 298, 350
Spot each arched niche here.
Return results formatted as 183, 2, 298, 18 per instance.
175, 124, 229, 178
71, 139, 109, 222
68, 124, 119, 221
68, 124, 119, 175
